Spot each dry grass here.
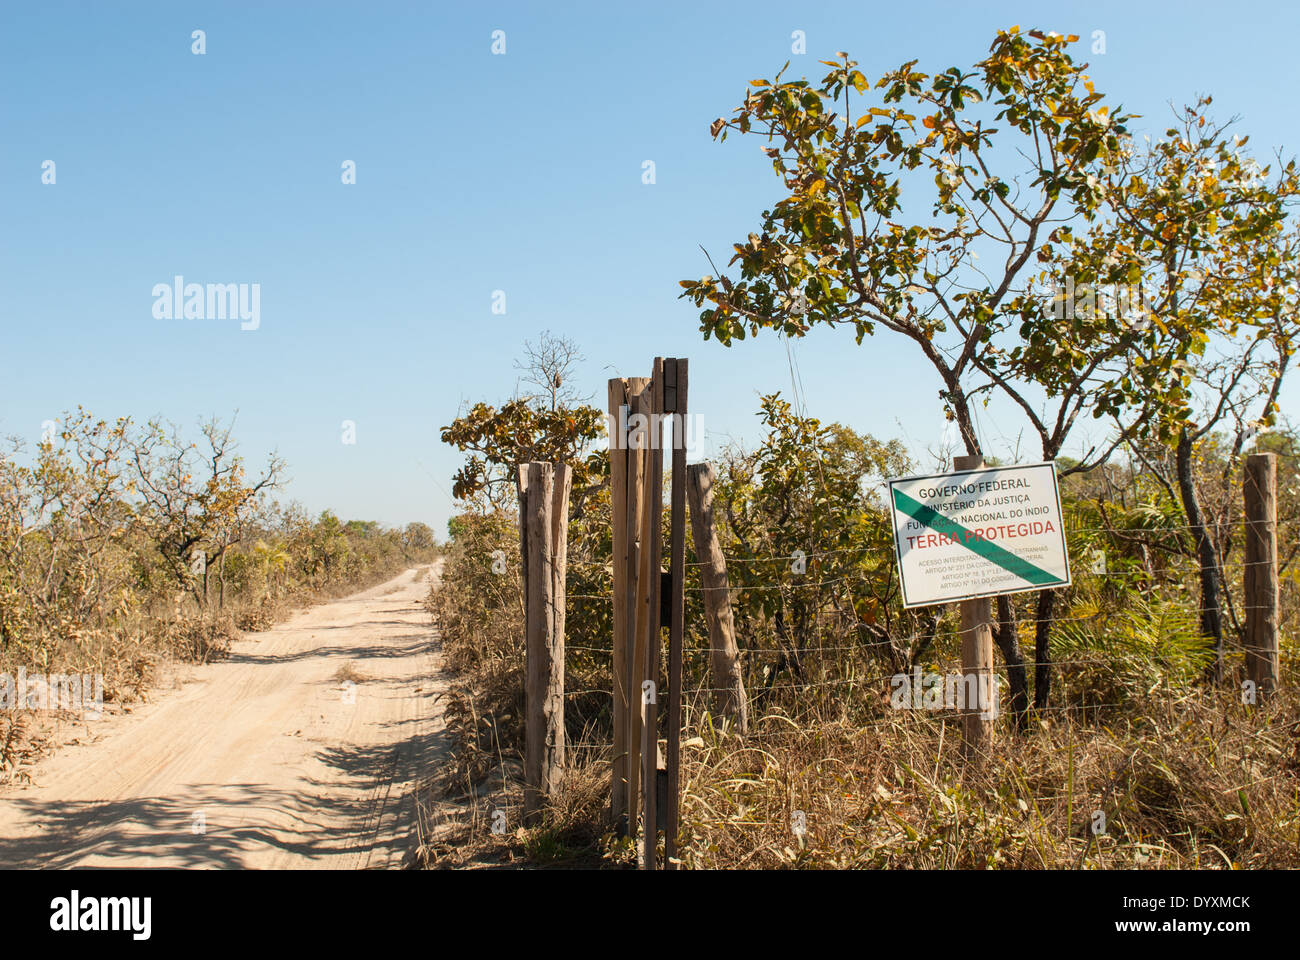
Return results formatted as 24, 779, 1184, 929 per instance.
423, 613, 1300, 869
456, 687, 1298, 870
0, 714, 29, 774
668, 689, 1300, 869
424, 512, 1300, 869
332, 660, 370, 684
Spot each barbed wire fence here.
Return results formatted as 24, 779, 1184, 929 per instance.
446, 444, 1293, 861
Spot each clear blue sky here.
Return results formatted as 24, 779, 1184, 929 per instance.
2, 1, 1296, 535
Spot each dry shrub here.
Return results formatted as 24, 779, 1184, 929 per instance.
332, 660, 369, 684
165, 617, 238, 665
425, 511, 526, 791
429, 664, 1297, 869
234, 595, 281, 632
0, 714, 30, 773
421, 468, 1300, 870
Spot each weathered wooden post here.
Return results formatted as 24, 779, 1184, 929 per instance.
520, 461, 571, 822
1243, 452, 1279, 702
640, 358, 666, 869
608, 359, 693, 870
664, 358, 688, 869
607, 379, 630, 831
953, 453, 995, 756
686, 462, 748, 735
624, 377, 650, 841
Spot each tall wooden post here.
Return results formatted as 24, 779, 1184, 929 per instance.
624, 377, 650, 840
607, 379, 630, 830
609, 359, 693, 869
685, 463, 748, 735
664, 359, 688, 869
520, 462, 571, 822
640, 358, 666, 869
953, 454, 995, 757
1244, 452, 1279, 702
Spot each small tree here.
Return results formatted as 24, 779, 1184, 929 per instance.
130, 415, 285, 610
0, 410, 135, 648
441, 332, 606, 516
1099, 103, 1299, 677
719, 395, 911, 696
403, 521, 436, 551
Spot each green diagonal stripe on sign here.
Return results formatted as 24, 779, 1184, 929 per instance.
892, 487, 1063, 587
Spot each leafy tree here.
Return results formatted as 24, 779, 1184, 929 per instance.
403, 521, 436, 551
130, 415, 285, 609
441, 332, 606, 515
679, 29, 1298, 705
1099, 103, 1300, 675
680, 31, 1136, 458
679, 31, 1143, 711
0, 410, 136, 649
718, 395, 913, 696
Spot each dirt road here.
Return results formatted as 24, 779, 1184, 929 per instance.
0, 565, 446, 869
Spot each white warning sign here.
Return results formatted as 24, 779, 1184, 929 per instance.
887, 462, 1071, 608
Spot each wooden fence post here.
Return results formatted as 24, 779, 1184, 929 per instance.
1244, 452, 1279, 702
952, 454, 995, 757
686, 462, 748, 735
607, 359, 692, 870
520, 461, 571, 822
607, 379, 630, 831
640, 358, 666, 869
664, 358, 688, 869
624, 377, 650, 840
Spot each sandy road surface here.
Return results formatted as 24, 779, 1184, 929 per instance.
0, 564, 446, 869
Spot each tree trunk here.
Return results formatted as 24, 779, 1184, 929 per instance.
685, 463, 748, 734
945, 378, 981, 459
1175, 429, 1225, 681
1033, 588, 1056, 711
993, 594, 1028, 730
